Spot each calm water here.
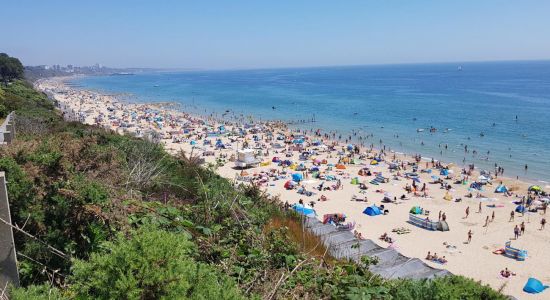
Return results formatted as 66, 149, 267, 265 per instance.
72, 61, 550, 183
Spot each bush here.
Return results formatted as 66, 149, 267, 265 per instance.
69, 226, 243, 300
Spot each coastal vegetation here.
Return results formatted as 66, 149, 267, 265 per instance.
0, 55, 507, 299
0, 53, 24, 85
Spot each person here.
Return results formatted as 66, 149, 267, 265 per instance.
509, 210, 514, 222
500, 268, 515, 278
520, 222, 525, 235
432, 253, 439, 260
442, 212, 447, 222
438, 210, 442, 221
467, 230, 473, 243
514, 225, 520, 239
541, 218, 546, 230
491, 211, 495, 222
484, 216, 489, 227
465, 206, 470, 219
438, 256, 448, 264
426, 251, 433, 260
478, 202, 482, 213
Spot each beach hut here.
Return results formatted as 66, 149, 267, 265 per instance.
363, 205, 382, 216
235, 149, 259, 168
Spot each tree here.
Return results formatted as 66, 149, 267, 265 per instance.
69, 226, 243, 300
0, 53, 24, 84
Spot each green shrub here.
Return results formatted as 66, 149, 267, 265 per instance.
69, 226, 243, 300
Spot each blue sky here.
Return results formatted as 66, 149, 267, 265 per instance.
3, 0, 550, 69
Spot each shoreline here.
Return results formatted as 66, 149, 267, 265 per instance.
36, 76, 550, 299
65, 73, 549, 186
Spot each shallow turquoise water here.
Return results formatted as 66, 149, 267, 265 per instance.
73, 61, 550, 183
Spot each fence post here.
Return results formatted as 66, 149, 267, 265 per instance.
0, 172, 20, 289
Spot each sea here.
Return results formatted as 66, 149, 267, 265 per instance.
71, 61, 550, 184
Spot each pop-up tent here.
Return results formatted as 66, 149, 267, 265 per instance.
292, 173, 303, 182
363, 205, 382, 216
523, 277, 548, 294
529, 185, 543, 192
495, 185, 508, 193
292, 204, 316, 217
516, 205, 526, 213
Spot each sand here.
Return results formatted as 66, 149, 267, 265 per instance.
36, 76, 550, 299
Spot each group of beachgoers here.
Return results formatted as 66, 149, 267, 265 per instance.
36, 77, 550, 298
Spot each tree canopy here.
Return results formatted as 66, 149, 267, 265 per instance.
0, 53, 25, 84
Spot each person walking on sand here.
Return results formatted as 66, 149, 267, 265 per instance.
514, 225, 520, 239
491, 211, 495, 222
509, 211, 515, 222
465, 206, 470, 219
541, 218, 546, 230
467, 230, 473, 243
520, 222, 525, 235
484, 216, 489, 227
478, 202, 482, 213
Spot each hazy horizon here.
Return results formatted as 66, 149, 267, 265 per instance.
4, 1, 550, 69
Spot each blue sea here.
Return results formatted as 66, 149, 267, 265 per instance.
72, 61, 550, 183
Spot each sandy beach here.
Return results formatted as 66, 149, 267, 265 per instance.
36, 76, 550, 299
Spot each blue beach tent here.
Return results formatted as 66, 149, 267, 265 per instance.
292, 173, 303, 182
363, 205, 382, 216
515, 205, 526, 213
495, 185, 508, 193
292, 204, 316, 217
523, 278, 548, 294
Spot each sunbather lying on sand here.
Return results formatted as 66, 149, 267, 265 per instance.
500, 268, 516, 278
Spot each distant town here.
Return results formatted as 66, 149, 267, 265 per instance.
23, 63, 155, 82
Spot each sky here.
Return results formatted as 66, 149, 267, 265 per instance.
2, 0, 550, 69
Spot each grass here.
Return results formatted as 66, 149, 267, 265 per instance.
264, 214, 332, 260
